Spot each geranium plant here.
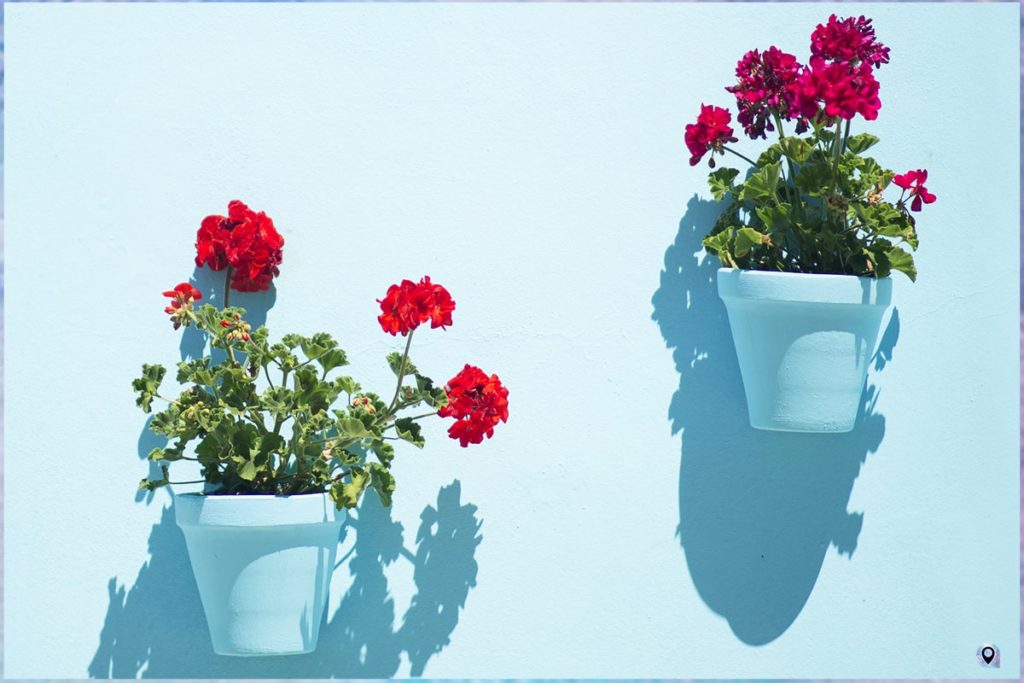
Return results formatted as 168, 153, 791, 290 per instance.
687, 14, 936, 281
133, 200, 509, 510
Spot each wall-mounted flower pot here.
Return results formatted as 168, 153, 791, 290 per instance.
717, 268, 892, 433
174, 492, 344, 656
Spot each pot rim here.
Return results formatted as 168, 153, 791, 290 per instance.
174, 490, 344, 528
717, 267, 893, 306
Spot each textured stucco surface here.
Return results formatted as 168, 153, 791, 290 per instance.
2, 2, 1024, 679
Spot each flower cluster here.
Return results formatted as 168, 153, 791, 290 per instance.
439, 364, 511, 447
685, 105, 738, 166
163, 282, 202, 330
377, 276, 456, 336
691, 13, 891, 162
810, 14, 890, 68
789, 57, 881, 121
726, 47, 803, 139
195, 200, 284, 292
220, 312, 252, 342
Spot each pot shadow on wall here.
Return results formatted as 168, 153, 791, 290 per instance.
104, 269, 484, 676
89, 481, 482, 678
651, 195, 899, 646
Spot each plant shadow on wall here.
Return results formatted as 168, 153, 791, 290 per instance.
89, 481, 482, 678
651, 195, 899, 646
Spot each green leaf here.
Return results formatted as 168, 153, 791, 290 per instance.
335, 376, 361, 395
702, 229, 732, 253
338, 417, 373, 439
148, 443, 185, 462
149, 409, 179, 436
386, 352, 418, 378
756, 143, 783, 166
269, 343, 300, 369
176, 358, 215, 386
238, 459, 258, 481
281, 333, 304, 349
371, 439, 396, 467
740, 162, 781, 202
368, 463, 396, 507
317, 349, 349, 374
332, 466, 369, 509
132, 364, 167, 413
335, 445, 362, 466
139, 467, 170, 491
707, 167, 740, 201
794, 160, 832, 197
886, 247, 917, 282
195, 436, 223, 463
733, 227, 770, 258
259, 387, 293, 420
415, 374, 448, 408
846, 133, 880, 154
702, 229, 737, 268
754, 203, 792, 241
393, 417, 425, 448
780, 137, 812, 163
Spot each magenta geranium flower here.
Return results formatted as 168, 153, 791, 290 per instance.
726, 47, 803, 139
811, 14, 890, 68
685, 104, 738, 166
789, 58, 881, 122
893, 169, 936, 212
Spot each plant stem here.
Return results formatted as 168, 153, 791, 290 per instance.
381, 410, 438, 431
831, 119, 843, 181
723, 146, 757, 167
403, 410, 438, 421
387, 330, 415, 412
772, 111, 786, 140
223, 267, 233, 309
826, 118, 844, 209
773, 110, 799, 209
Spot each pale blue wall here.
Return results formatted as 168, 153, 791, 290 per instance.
4, 3, 1019, 678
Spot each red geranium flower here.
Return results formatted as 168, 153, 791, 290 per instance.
725, 47, 803, 139
438, 364, 509, 447
789, 58, 880, 122
685, 104, 738, 167
417, 276, 455, 330
377, 276, 455, 336
162, 282, 202, 330
893, 169, 936, 212
195, 200, 284, 292
810, 14, 890, 69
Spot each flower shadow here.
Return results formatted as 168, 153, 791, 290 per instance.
87, 480, 481, 678
650, 194, 895, 645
